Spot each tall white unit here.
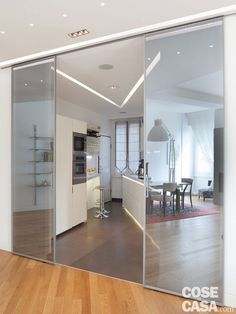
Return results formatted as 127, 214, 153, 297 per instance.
72, 118, 87, 227
56, 114, 87, 235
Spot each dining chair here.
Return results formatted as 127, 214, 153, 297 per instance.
149, 188, 163, 211
180, 178, 193, 209
163, 183, 177, 216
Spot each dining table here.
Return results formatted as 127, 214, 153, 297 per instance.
149, 182, 190, 213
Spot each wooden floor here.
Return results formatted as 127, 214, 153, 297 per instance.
13, 209, 54, 261
145, 197, 224, 302
56, 201, 143, 283
0, 249, 187, 314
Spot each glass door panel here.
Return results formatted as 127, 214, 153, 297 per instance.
12, 58, 56, 262
144, 20, 224, 303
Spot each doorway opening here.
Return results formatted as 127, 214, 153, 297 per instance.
55, 36, 144, 283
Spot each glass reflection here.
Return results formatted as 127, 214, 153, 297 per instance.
12, 59, 55, 261
144, 21, 224, 303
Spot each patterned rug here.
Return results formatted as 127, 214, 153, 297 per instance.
146, 204, 220, 224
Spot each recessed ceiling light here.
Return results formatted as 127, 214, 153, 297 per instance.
24, 83, 28, 86
68, 29, 89, 38
29, 23, 34, 27
109, 85, 120, 90
209, 44, 214, 48
99, 64, 114, 70
147, 57, 151, 61
0, 31, 5, 35
62, 13, 68, 18
100, 2, 106, 6
40, 79, 43, 83
177, 51, 181, 55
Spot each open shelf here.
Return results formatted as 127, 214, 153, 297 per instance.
29, 149, 53, 152
28, 160, 53, 163
28, 172, 53, 175
29, 136, 53, 140
30, 184, 52, 188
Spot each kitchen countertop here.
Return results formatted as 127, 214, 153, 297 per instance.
122, 174, 144, 185
87, 173, 100, 181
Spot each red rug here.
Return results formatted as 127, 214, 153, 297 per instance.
146, 205, 220, 224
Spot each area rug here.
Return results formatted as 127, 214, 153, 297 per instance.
146, 204, 220, 224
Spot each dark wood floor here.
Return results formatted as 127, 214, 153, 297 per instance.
56, 201, 143, 283
145, 212, 223, 302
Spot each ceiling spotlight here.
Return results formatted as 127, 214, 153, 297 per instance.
0, 31, 5, 35
40, 79, 43, 83
147, 57, 151, 61
29, 23, 34, 27
99, 64, 114, 70
101, 2, 106, 6
68, 29, 89, 38
209, 44, 214, 48
177, 51, 181, 55
62, 13, 68, 18
109, 85, 120, 90
24, 83, 28, 86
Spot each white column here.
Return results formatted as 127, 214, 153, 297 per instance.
0, 68, 12, 251
224, 13, 236, 308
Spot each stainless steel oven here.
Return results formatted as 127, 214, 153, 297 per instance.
73, 132, 86, 152
73, 132, 87, 184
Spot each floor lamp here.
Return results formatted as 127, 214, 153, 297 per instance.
148, 119, 176, 183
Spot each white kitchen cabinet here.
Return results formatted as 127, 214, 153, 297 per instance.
56, 114, 87, 235
72, 183, 87, 226
56, 115, 73, 235
73, 119, 87, 134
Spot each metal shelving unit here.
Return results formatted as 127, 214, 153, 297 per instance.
30, 125, 53, 205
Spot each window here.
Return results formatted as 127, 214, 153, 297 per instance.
195, 144, 212, 176
115, 120, 141, 174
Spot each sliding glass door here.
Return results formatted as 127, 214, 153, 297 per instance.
144, 20, 224, 303
12, 58, 56, 262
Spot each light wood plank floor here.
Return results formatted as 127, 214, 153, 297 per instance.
0, 249, 187, 314
0, 250, 235, 313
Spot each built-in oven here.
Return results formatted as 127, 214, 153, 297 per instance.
73, 132, 86, 152
73, 132, 87, 184
73, 152, 86, 184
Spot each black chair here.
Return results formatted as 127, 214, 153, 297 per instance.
180, 178, 193, 209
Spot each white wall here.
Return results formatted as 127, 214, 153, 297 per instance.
57, 98, 111, 136
0, 68, 11, 251
224, 13, 236, 308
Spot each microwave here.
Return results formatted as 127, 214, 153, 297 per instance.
73, 132, 87, 152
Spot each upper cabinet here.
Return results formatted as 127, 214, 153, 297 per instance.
73, 119, 87, 135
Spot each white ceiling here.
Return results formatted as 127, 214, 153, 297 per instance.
57, 37, 144, 118
13, 23, 224, 119
56, 24, 223, 117
0, 0, 235, 64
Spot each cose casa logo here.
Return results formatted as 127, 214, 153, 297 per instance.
182, 286, 218, 312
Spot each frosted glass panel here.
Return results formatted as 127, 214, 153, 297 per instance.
12, 58, 55, 261
144, 21, 224, 303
